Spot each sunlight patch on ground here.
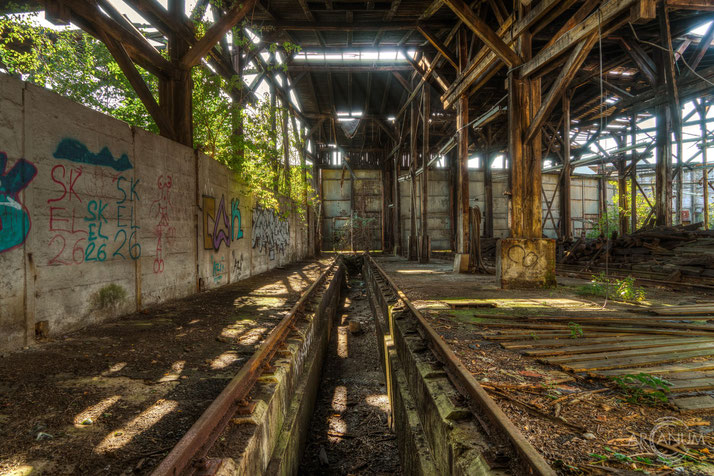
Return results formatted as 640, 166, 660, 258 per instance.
365, 394, 389, 409
332, 386, 347, 412
337, 327, 349, 358
394, 269, 446, 275
327, 414, 348, 443
210, 351, 240, 370
102, 362, 127, 375
239, 327, 268, 345
73, 395, 121, 427
159, 360, 185, 382
95, 399, 178, 454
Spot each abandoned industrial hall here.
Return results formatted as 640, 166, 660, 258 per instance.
2, 0, 714, 474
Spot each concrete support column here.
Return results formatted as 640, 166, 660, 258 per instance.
419, 87, 430, 263
499, 25, 555, 288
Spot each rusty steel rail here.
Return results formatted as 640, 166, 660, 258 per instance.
365, 254, 556, 476
152, 259, 337, 476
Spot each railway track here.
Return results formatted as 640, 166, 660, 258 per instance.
364, 254, 556, 476
151, 258, 339, 476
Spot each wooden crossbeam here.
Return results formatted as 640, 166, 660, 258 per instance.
667, 0, 714, 10
441, 0, 521, 67
686, 20, 714, 73
525, 33, 598, 144
255, 21, 443, 31
441, 0, 562, 108
416, 24, 458, 69
180, 0, 257, 69
519, 0, 638, 78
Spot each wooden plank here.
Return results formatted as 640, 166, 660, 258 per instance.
672, 395, 714, 413
501, 335, 658, 349
417, 25, 458, 69
544, 341, 714, 364
441, 0, 521, 67
482, 331, 642, 341
525, 337, 714, 357
560, 348, 714, 372
476, 322, 714, 336
599, 360, 714, 376
519, 0, 637, 78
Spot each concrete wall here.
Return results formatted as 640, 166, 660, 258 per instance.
321, 168, 381, 250
397, 168, 611, 251
0, 74, 311, 353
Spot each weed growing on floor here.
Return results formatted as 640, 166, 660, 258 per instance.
575, 273, 646, 303
530, 332, 539, 340
568, 321, 583, 339
92, 284, 127, 310
609, 373, 671, 405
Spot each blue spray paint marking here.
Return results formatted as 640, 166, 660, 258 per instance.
231, 198, 243, 241
53, 138, 133, 172
0, 152, 37, 253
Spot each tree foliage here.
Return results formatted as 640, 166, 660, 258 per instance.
0, 12, 314, 217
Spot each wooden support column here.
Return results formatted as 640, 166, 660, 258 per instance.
498, 6, 555, 288
484, 152, 494, 238
408, 96, 419, 261
655, 102, 673, 226
560, 93, 572, 240
453, 29, 470, 273
393, 149, 402, 255
420, 86, 430, 263
614, 134, 629, 236
630, 114, 638, 232
697, 99, 710, 229
282, 105, 290, 190
163, 0, 192, 146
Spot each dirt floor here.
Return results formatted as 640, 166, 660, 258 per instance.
299, 268, 401, 475
376, 256, 714, 475
0, 259, 329, 476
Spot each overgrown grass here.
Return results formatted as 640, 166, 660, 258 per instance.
610, 373, 672, 405
576, 273, 646, 303
92, 284, 127, 310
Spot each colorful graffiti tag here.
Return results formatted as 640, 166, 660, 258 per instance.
251, 205, 289, 260
0, 152, 38, 253
202, 194, 243, 251
48, 139, 141, 265
150, 175, 175, 273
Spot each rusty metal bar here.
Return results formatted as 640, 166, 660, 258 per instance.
152, 259, 337, 476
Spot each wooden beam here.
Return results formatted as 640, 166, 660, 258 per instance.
525, 33, 597, 144
417, 24, 458, 69
442, 0, 522, 67
666, 0, 714, 10
257, 21, 442, 31
180, 0, 257, 69
420, 85, 430, 263
686, 19, 714, 72
519, 0, 637, 78
441, 0, 562, 108
620, 37, 657, 86
286, 64, 413, 72
100, 32, 174, 138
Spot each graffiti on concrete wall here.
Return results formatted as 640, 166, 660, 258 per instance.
251, 205, 289, 260
150, 175, 175, 273
53, 138, 133, 172
0, 152, 38, 253
232, 250, 244, 276
202, 194, 243, 251
48, 139, 141, 265
211, 254, 225, 283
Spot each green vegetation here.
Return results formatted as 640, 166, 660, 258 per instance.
587, 180, 655, 238
336, 214, 377, 251
92, 284, 127, 310
576, 273, 646, 302
610, 373, 672, 405
0, 12, 313, 216
568, 321, 583, 339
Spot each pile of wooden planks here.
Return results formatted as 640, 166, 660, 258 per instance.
560, 223, 714, 282
475, 313, 714, 411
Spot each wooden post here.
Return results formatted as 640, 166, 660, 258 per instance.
169, 0, 192, 147
560, 93, 572, 240
655, 103, 673, 227
420, 86, 430, 263
282, 105, 290, 190
483, 125, 494, 238
393, 149, 402, 255
698, 99, 710, 229
408, 96, 418, 260
454, 29, 470, 272
630, 114, 638, 232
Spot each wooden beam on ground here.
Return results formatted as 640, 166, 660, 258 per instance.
442, 0, 522, 67
180, 0, 257, 69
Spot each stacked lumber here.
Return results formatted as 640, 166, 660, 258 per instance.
560, 223, 714, 281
